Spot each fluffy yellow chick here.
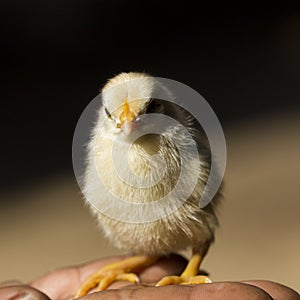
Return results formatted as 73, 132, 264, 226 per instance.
75, 72, 221, 297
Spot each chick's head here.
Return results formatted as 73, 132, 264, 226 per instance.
101, 72, 166, 136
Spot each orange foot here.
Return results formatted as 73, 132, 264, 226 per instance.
75, 255, 158, 298
156, 274, 211, 286
156, 252, 211, 287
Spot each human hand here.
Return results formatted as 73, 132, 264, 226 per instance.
0, 255, 299, 300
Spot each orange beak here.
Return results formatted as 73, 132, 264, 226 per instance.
118, 98, 135, 127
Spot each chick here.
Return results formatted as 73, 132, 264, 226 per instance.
75, 72, 220, 297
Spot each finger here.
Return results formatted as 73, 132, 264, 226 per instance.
92, 254, 187, 290
0, 285, 50, 300
0, 281, 23, 288
71, 254, 186, 283
78, 282, 274, 300
31, 256, 129, 299
31, 254, 186, 299
243, 280, 300, 300
139, 254, 187, 283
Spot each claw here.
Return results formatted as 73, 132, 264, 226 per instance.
116, 273, 140, 283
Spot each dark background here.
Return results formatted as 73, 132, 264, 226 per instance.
1, 2, 299, 191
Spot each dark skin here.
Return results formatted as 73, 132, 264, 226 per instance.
1, 255, 299, 300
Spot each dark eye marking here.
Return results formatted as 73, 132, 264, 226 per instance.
104, 107, 112, 119
145, 99, 162, 114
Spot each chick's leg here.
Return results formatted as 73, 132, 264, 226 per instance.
75, 255, 159, 298
156, 250, 211, 286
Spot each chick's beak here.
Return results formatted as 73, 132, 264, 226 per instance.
118, 99, 136, 135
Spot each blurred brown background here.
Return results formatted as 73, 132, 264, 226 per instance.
0, 2, 299, 293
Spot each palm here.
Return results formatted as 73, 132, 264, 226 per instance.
0, 256, 298, 300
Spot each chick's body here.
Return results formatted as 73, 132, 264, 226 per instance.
84, 72, 219, 255
86, 132, 217, 255
76, 72, 220, 297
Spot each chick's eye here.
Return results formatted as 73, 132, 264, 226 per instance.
104, 107, 112, 119
145, 100, 162, 114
